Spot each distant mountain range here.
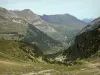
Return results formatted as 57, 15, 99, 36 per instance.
82, 18, 95, 23
13, 9, 88, 44
40, 14, 88, 29
0, 7, 89, 50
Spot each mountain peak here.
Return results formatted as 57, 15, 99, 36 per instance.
22, 9, 34, 14
23, 9, 31, 11
0, 7, 18, 18
0, 7, 7, 11
12, 9, 40, 21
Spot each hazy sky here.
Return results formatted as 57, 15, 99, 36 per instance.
0, 0, 100, 19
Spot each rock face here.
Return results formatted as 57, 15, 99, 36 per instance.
63, 17, 100, 59
12, 9, 40, 22
0, 7, 60, 51
40, 14, 87, 29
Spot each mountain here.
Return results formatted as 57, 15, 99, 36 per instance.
40, 14, 88, 29
11, 9, 40, 22
12, 10, 65, 42
13, 10, 80, 44
82, 18, 95, 23
63, 17, 100, 60
0, 7, 60, 51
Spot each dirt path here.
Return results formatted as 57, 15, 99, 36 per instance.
22, 61, 100, 75
22, 69, 59, 75
0, 60, 19, 65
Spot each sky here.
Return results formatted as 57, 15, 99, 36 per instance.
0, 0, 100, 19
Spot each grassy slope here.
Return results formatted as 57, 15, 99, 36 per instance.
0, 59, 100, 75
0, 40, 44, 62
0, 40, 88, 75
0, 40, 100, 75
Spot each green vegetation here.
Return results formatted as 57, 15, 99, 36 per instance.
0, 40, 97, 75
0, 40, 87, 75
0, 59, 87, 75
0, 40, 43, 61
63, 23, 100, 60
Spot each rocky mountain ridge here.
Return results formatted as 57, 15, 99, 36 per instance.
12, 9, 84, 44
0, 7, 60, 51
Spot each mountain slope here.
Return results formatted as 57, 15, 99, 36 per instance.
40, 14, 88, 29
0, 40, 43, 61
0, 7, 60, 51
63, 17, 100, 60
13, 10, 66, 42
13, 9, 80, 44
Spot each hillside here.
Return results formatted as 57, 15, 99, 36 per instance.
1, 40, 99, 75
40, 14, 88, 29
0, 7, 60, 51
63, 17, 100, 60
0, 40, 43, 61
13, 9, 80, 44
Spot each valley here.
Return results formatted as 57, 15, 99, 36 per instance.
0, 6, 100, 75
